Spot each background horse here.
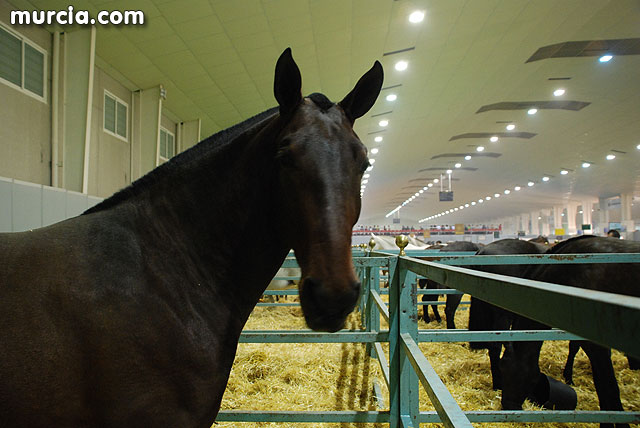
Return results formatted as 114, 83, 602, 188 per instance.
500, 235, 640, 428
0, 48, 383, 427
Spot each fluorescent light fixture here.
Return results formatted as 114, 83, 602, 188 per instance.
395, 61, 408, 71
560, 170, 568, 175
542, 176, 550, 182
599, 54, 613, 62
423, 186, 428, 190
504, 189, 510, 194
490, 136, 498, 142
374, 136, 383, 142
361, 179, 368, 184
528, 181, 535, 187
366, 166, 373, 172
369, 158, 376, 164
414, 192, 419, 196
433, 178, 439, 183
582, 162, 591, 168
454, 208, 458, 211
476, 146, 485, 152
386, 94, 397, 102
478, 199, 484, 203
514, 186, 521, 191
446, 169, 452, 174
409, 10, 425, 23
553, 89, 565, 96
363, 174, 370, 178
428, 183, 433, 187
464, 155, 471, 160
465, 203, 469, 207
606, 154, 615, 160
454, 163, 462, 168
471, 201, 476, 205
486, 196, 491, 200
419, 189, 424, 193
494, 193, 500, 198
527, 108, 538, 115
378, 120, 388, 127
506, 124, 515, 130
371, 148, 379, 154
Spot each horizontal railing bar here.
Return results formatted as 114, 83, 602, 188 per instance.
216, 410, 390, 423
239, 331, 389, 343
262, 290, 298, 295
374, 342, 390, 389
418, 410, 640, 424
417, 253, 640, 265
354, 257, 391, 267
400, 257, 640, 358
370, 290, 390, 322
417, 301, 470, 306
418, 289, 463, 295
401, 333, 473, 428
255, 302, 299, 307
418, 329, 583, 342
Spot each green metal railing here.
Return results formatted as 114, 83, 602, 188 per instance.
216, 249, 640, 427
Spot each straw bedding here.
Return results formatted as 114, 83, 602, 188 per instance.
215, 296, 639, 428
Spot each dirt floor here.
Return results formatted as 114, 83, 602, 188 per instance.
215, 296, 639, 428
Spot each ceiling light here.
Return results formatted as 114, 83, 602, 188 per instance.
561, 213, 565, 216
527, 108, 538, 115
542, 176, 550, 182
560, 170, 568, 175
504, 189, 510, 194
527, 181, 535, 187
478, 199, 484, 203
476, 146, 485, 152
419, 189, 424, 193
579, 210, 583, 214
366, 166, 373, 172
395, 61, 408, 71
409, 10, 425, 23
599, 54, 613, 62
369, 159, 376, 164
361, 179, 368, 184
606, 154, 615, 160
464, 155, 471, 160
637, 144, 640, 150
506, 124, 515, 131
454, 163, 462, 168
471, 202, 476, 205
371, 148, 379, 155
415, 192, 420, 196
514, 186, 521, 191
465, 204, 469, 207
490, 136, 499, 142
485, 196, 491, 200
428, 183, 433, 187
374, 136, 383, 143
459, 206, 464, 209
493, 193, 500, 198
538, 216, 542, 220
446, 169, 452, 174
378, 120, 388, 127
553, 89, 565, 96
582, 162, 591, 168
433, 178, 439, 183
363, 174, 370, 178
454, 208, 459, 211
386, 94, 397, 102
423, 186, 428, 190
361, 185, 366, 189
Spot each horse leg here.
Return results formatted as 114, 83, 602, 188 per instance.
444, 292, 462, 329
581, 342, 628, 428
488, 343, 503, 390
627, 355, 640, 370
563, 340, 582, 385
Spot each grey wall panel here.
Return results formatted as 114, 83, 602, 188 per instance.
42, 186, 67, 227
0, 177, 12, 232
12, 180, 42, 232
66, 191, 89, 218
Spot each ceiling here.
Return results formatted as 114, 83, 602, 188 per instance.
18, 0, 640, 224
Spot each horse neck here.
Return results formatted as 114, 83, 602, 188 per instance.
125, 118, 291, 318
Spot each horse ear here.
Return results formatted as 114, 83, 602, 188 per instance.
339, 61, 384, 124
274, 48, 302, 116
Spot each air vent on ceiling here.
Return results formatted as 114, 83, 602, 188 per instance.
548, 77, 572, 80
476, 100, 590, 113
526, 38, 640, 63
382, 84, 402, 91
383, 47, 415, 56
449, 132, 536, 140
371, 111, 393, 118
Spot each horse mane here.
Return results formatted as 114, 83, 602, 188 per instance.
545, 235, 598, 254
84, 107, 279, 215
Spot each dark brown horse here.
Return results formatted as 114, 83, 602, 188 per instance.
500, 235, 640, 428
0, 49, 383, 427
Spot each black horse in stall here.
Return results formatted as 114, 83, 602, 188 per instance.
418, 241, 479, 329
500, 235, 640, 428
0, 49, 383, 427
467, 238, 547, 390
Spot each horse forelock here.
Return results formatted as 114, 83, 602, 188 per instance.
83, 107, 279, 215
307, 93, 334, 112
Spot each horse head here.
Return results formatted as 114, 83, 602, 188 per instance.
273, 48, 383, 332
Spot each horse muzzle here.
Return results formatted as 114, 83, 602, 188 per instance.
299, 277, 360, 332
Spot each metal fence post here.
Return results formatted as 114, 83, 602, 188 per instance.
399, 258, 419, 427
367, 263, 381, 358
388, 256, 408, 428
